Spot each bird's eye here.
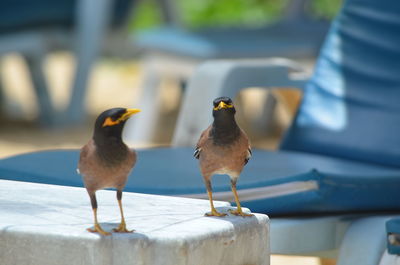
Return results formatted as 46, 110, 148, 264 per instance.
116, 110, 126, 119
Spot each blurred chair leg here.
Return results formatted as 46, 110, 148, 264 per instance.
0, 64, 4, 115
0, 58, 26, 119
124, 53, 200, 146
253, 91, 278, 135
124, 59, 162, 146
65, 0, 112, 123
23, 53, 55, 125
336, 217, 388, 265
66, 48, 95, 124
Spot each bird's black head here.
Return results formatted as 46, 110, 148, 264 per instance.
93, 107, 140, 144
212, 97, 236, 118
211, 97, 240, 145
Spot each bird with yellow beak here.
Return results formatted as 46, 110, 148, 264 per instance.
194, 97, 253, 217
78, 108, 140, 235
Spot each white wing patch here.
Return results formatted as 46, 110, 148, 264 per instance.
194, 147, 201, 159
245, 147, 252, 165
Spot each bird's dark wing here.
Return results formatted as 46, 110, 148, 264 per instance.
244, 146, 252, 165
194, 126, 211, 159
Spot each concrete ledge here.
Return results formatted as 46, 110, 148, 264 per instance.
0, 180, 269, 265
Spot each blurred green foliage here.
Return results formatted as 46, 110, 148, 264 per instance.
178, 0, 289, 27
131, 0, 342, 30
311, 0, 342, 18
131, 0, 162, 30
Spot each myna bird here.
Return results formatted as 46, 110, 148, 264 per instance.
78, 107, 140, 235
194, 97, 253, 217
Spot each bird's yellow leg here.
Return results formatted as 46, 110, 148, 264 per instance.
204, 180, 226, 217
113, 191, 134, 233
87, 208, 111, 235
113, 199, 134, 233
229, 182, 254, 217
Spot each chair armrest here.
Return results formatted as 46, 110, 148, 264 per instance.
172, 58, 309, 147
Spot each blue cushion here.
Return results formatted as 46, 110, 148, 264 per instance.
135, 21, 328, 59
281, 0, 400, 168
1, 148, 400, 216
0, 0, 134, 33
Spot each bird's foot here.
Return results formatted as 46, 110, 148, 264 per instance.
87, 224, 111, 236
205, 210, 227, 217
229, 209, 254, 217
113, 222, 134, 233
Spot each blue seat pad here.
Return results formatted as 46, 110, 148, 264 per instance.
0, 148, 399, 215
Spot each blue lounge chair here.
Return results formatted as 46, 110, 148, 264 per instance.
1, 0, 400, 263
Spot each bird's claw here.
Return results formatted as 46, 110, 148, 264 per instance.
113, 223, 134, 233
229, 209, 254, 217
205, 210, 227, 217
87, 224, 111, 236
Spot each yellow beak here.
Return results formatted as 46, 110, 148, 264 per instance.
121, 108, 141, 120
214, 101, 233, 111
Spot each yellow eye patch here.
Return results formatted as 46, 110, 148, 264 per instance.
102, 117, 120, 127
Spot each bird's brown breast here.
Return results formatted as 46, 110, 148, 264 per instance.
197, 127, 249, 179
78, 139, 136, 192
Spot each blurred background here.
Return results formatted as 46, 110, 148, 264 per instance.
0, 0, 341, 264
